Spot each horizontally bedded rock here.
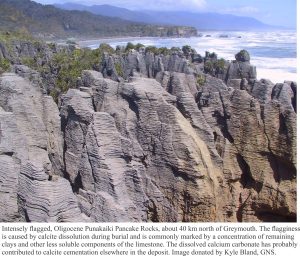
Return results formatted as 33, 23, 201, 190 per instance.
0, 70, 85, 222
0, 59, 296, 222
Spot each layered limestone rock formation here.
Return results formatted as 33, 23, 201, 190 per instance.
0, 67, 86, 222
0, 49, 297, 222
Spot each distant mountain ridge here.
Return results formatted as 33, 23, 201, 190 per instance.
55, 2, 278, 31
0, 0, 197, 39
55, 2, 156, 24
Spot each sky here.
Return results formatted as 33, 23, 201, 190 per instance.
34, 0, 297, 28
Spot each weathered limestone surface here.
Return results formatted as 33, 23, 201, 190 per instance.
0, 69, 85, 222
0, 56, 297, 222
196, 76, 296, 221
101, 50, 195, 81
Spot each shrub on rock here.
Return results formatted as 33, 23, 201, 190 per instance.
235, 49, 250, 62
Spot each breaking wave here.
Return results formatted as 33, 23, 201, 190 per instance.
79, 30, 297, 83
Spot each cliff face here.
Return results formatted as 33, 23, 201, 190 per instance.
0, 46, 297, 222
0, 67, 85, 222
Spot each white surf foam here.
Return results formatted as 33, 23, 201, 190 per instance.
81, 30, 296, 82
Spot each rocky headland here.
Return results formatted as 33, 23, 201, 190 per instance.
0, 35, 297, 222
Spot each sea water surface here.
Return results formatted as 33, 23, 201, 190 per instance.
79, 30, 297, 83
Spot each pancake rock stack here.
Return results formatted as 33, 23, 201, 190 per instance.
0, 48, 296, 222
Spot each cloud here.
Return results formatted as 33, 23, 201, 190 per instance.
222, 6, 260, 15
137, 0, 206, 11
145, 0, 207, 11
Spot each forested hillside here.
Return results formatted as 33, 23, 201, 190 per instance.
0, 0, 197, 38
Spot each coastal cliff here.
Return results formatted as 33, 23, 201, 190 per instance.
0, 38, 296, 222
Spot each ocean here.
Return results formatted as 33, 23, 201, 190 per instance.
79, 30, 297, 84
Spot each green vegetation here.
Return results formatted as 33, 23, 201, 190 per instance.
49, 89, 60, 104
99, 43, 115, 55
115, 62, 124, 77
45, 44, 118, 97
0, 30, 35, 43
0, 30, 42, 74
196, 74, 206, 89
14, 45, 106, 100
125, 42, 146, 52
21, 57, 36, 69
170, 47, 181, 52
145, 46, 159, 54
204, 60, 214, 73
235, 49, 250, 62
215, 58, 226, 73
204, 58, 227, 75
135, 43, 145, 50
145, 46, 171, 55
52, 48, 102, 92
0, 58, 10, 73
125, 42, 135, 52
66, 39, 77, 45
158, 47, 170, 55
115, 45, 123, 53
47, 42, 56, 50
205, 51, 217, 59
182, 45, 195, 56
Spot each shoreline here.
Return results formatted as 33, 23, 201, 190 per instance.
76, 36, 159, 47
49, 35, 197, 46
